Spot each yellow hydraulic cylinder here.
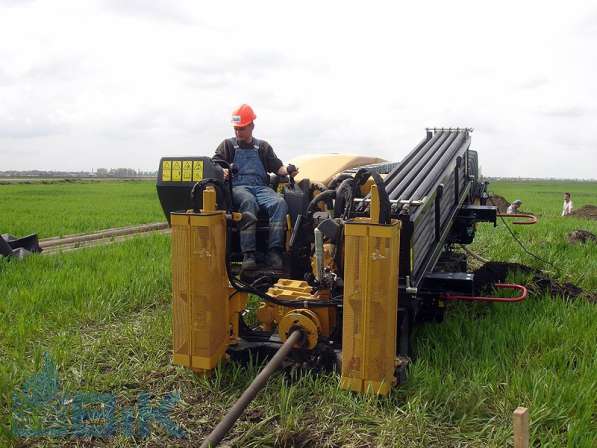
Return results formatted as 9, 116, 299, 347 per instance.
170, 187, 232, 373
340, 217, 400, 395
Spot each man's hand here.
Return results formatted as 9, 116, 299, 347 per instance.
287, 164, 299, 178
277, 164, 299, 178
223, 168, 229, 180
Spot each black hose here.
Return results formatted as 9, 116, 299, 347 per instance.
212, 159, 234, 212
334, 177, 355, 218
344, 168, 391, 224
307, 189, 336, 214
327, 173, 354, 190
190, 179, 231, 213
224, 222, 336, 309
238, 314, 273, 342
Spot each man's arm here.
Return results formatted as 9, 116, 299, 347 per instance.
262, 142, 284, 174
213, 140, 232, 179
212, 140, 229, 165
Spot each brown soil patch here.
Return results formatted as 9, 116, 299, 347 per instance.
473, 262, 595, 302
487, 195, 510, 213
568, 230, 597, 244
569, 204, 597, 220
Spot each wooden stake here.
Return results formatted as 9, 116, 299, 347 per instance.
513, 407, 529, 448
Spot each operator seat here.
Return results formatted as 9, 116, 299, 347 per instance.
228, 175, 311, 258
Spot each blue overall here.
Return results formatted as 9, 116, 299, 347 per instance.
231, 138, 287, 253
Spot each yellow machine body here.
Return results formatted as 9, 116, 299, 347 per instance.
278, 309, 321, 350
288, 153, 386, 185
257, 279, 336, 338
340, 212, 401, 395
169, 181, 401, 395
170, 188, 246, 374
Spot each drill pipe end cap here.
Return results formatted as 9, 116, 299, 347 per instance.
278, 309, 321, 350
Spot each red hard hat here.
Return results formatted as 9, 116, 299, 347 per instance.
231, 104, 256, 128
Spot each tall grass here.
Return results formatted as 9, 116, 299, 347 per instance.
0, 180, 164, 238
1, 180, 596, 447
473, 180, 597, 290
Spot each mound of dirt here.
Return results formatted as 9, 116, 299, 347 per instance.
473, 261, 594, 302
488, 195, 510, 213
568, 230, 597, 244
570, 204, 597, 220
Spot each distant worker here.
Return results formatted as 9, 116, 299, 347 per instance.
562, 192, 573, 216
212, 104, 298, 271
507, 199, 522, 215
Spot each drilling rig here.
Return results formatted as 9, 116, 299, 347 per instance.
156, 128, 532, 446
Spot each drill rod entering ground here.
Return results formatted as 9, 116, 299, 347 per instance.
200, 330, 303, 448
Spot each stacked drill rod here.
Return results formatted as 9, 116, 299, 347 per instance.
382, 128, 475, 288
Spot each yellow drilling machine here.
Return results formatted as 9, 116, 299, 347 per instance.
156, 129, 530, 446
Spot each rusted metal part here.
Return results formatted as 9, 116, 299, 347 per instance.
497, 213, 538, 225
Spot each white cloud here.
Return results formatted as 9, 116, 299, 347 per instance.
0, 0, 596, 178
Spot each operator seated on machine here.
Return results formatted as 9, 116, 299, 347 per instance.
213, 104, 299, 271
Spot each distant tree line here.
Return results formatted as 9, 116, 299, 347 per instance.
94, 168, 157, 177
0, 169, 157, 178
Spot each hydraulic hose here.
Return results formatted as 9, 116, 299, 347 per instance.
327, 173, 354, 190
344, 168, 391, 224
307, 189, 336, 214
334, 177, 354, 218
190, 179, 229, 213
224, 222, 336, 308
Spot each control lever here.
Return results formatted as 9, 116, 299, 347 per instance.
287, 164, 298, 187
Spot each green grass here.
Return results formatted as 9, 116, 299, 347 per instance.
472, 180, 597, 290
1, 180, 596, 447
0, 180, 164, 238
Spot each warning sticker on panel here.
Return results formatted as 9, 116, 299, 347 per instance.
161, 160, 172, 181
182, 160, 192, 182
172, 161, 182, 181
193, 160, 203, 181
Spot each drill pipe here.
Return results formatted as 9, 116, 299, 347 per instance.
200, 329, 304, 448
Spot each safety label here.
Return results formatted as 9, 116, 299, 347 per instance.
172, 161, 182, 181
193, 160, 204, 181
161, 160, 172, 182
182, 160, 192, 182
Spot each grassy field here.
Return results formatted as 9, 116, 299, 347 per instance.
1, 180, 596, 447
473, 181, 597, 290
0, 180, 164, 238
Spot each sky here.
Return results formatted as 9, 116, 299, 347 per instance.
0, 0, 596, 178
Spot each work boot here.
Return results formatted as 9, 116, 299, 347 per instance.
265, 249, 284, 269
241, 252, 257, 271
